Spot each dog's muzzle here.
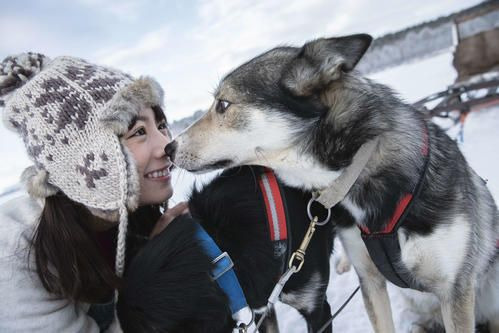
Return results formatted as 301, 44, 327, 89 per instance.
164, 140, 178, 161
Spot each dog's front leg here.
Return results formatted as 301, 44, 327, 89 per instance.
339, 226, 396, 333
439, 280, 476, 333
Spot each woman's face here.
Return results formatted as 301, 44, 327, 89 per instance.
123, 106, 173, 206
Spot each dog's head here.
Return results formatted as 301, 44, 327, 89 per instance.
168, 34, 372, 173
117, 217, 234, 333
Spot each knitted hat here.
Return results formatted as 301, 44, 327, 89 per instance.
0, 52, 164, 277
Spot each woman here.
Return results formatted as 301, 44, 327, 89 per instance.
0, 53, 232, 332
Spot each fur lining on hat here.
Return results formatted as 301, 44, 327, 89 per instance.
121, 143, 140, 212
21, 166, 59, 198
101, 76, 164, 135
86, 141, 140, 222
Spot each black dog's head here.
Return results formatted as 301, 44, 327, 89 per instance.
117, 166, 332, 331
189, 165, 333, 309
189, 166, 284, 307
117, 216, 234, 333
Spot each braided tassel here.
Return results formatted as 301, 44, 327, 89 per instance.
114, 204, 129, 277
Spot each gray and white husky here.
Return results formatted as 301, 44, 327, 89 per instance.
167, 34, 499, 332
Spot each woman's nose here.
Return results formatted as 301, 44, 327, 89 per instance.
153, 130, 171, 158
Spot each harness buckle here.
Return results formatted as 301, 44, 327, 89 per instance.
211, 251, 234, 280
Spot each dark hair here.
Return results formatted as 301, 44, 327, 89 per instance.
128, 105, 168, 130
31, 193, 160, 303
31, 104, 167, 303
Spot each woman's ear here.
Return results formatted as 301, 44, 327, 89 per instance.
281, 34, 372, 96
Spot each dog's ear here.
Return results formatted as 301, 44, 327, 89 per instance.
281, 34, 372, 96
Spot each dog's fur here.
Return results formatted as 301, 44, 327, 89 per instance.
117, 216, 235, 333
189, 166, 334, 332
169, 34, 499, 332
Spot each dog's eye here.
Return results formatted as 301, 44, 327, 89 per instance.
215, 99, 231, 114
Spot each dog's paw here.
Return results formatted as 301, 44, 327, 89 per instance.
335, 252, 351, 274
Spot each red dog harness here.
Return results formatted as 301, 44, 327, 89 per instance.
258, 169, 288, 242
258, 168, 292, 275
359, 126, 430, 290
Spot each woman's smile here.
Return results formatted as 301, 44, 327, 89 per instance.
123, 106, 174, 205
144, 164, 172, 181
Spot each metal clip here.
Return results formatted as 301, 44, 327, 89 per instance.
288, 216, 317, 272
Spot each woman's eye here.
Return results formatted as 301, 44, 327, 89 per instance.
215, 99, 231, 114
158, 122, 172, 138
132, 128, 146, 137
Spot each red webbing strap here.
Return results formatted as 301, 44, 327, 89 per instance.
258, 168, 288, 241
362, 125, 429, 235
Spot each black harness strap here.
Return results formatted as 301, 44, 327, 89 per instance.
359, 125, 430, 290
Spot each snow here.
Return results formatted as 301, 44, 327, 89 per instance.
1, 49, 498, 331
0, 125, 30, 193
368, 51, 457, 104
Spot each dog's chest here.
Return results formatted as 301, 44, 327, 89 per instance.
398, 218, 471, 290
339, 197, 471, 290
272, 156, 342, 190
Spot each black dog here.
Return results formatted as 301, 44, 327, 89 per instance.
117, 216, 235, 332
118, 166, 334, 332
189, 166, 334, 332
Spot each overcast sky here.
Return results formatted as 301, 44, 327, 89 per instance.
1, 0, 483, 121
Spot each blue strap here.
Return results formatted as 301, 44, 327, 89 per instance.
194, 223, 248, 314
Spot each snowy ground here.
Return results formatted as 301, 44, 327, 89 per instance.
1, 50, 498, 332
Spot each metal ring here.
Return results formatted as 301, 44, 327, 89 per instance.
307, 197, 331, 226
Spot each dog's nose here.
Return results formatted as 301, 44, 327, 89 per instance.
164, 140, 178, 161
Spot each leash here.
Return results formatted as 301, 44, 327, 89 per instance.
253, 197, 331, 333
316, 285, 361, 333
254, 266, 297, 331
